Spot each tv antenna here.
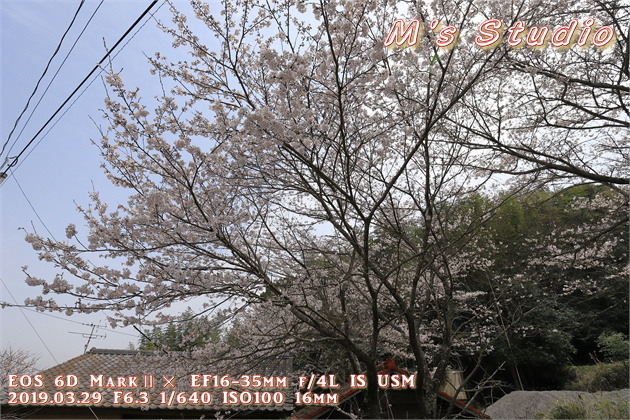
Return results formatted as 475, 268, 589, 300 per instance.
69, 323, 106, 354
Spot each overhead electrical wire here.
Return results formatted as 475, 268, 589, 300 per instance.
0, 3, 173, 369
9, 170, 57, 241
0, 0, 86, 157
0, 277, 59, 364
6, 0, 105, 158
0, 2, 166, 357
23, 307, 138, 338
9, 0, 166, 176
1, 0, 160, 180
2, 299, 138, 339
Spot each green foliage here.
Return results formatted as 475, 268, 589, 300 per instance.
461, 185, 628, 389
564, 363, 629, 392
597, 332, 630, 363
139, 308, 220, 351
538, 395, 630, 419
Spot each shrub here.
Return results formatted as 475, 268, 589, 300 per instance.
597, 332, 629, 362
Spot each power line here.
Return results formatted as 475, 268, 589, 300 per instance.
6, 0, 105, 158
0, 0, 86, 157
1, 0, 160, 181
1, 279, 138, 339
3, 275, 126, 420
3, 299, 139, 338
0, 277, 59, 364
23, 307, 138, 338
9, 0, 166, 176
0, 1, 167, 358
9, 170, 57, 241
2, 170, 139, 341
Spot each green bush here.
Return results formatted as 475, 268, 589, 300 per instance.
598, 332, 629, 362
565, 363, 629, 392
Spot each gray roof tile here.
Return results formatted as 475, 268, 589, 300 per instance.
5, 348, 294, 413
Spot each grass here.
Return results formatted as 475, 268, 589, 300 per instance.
564, 362, 629, 392
536, 394, 629, 419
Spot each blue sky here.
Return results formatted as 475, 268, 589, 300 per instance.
1, 0, 199, 370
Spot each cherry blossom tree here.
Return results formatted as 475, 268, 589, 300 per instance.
9, 0, 628, 417
0, 346, 41, 418
457, 185, 628, 392
455, 1, 628, 187
0, 345, 40, 388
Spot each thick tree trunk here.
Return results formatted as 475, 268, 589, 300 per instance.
365, 363, 382, 418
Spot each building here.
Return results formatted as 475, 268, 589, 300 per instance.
2, 348, 294, 419
2, 350, 490, 419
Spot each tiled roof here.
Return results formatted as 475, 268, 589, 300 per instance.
5, 351, 489, 418
5, 348, 294, 413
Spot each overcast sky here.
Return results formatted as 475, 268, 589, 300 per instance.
0, 0, 203, 371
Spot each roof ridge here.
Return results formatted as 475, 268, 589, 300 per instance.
86, 347, 158, 355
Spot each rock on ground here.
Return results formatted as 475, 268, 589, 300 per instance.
484, 389, 630, 419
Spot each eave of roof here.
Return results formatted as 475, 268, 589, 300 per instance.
290, 359, 490, 419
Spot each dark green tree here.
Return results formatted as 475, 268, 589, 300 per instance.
139, 308, 220, 352
465, 185, 628, 390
